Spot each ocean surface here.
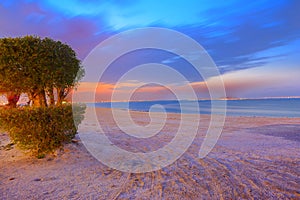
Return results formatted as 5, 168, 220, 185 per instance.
90, 98, 300, 117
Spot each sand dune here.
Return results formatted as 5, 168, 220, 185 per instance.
1, 108, 299, 199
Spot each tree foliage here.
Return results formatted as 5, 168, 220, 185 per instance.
0, 36, 84, 107
0, 36, 86, 157
0, 104, 86, 157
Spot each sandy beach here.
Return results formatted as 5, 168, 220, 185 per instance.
1, 108, 299, 199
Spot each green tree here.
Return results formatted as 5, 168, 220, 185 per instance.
41, 38, 84, 106
0, 36, 84, 107
0, 37, 25, 107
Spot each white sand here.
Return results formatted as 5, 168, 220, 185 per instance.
1, 108, 300, 199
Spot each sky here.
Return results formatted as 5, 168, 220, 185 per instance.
0, 0, 299, 101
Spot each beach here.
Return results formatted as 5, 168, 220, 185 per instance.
1, 108, 299, 199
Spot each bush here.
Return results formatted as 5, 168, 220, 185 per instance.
0, 104, 85, 157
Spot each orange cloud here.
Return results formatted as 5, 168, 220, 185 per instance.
71, 65, 300, 102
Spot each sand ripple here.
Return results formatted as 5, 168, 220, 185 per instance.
1, 109, 299, 199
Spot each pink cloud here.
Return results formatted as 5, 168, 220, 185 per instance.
0, 1, 110, 59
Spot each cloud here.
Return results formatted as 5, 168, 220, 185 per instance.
73, 57, 300, 102
176, 0, 300, 73
2, 0, 299, 67
206, 64, 300, 98
0, 0, 112, 59
1, 0, 300, 100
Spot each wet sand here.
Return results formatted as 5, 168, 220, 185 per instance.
1, 108, 299, 199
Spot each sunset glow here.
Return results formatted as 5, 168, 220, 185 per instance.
1, 0, 299, 100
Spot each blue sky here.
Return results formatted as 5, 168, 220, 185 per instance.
0, 0, 299, 99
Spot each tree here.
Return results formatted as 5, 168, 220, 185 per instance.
41, 38, 84, 106
0, 36, 84, 107
0, 37, 24, 107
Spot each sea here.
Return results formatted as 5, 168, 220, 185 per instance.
90, 98, 300, 118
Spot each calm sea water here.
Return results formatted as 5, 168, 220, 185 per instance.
91, 99, 300, 117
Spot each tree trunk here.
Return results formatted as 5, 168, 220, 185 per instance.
28, 92, 36, 107
39, 89, 47, 107
56, 87, 65, 105
6, 92, 20, 108
32, 89, 47, 107
46, 88, 55, 106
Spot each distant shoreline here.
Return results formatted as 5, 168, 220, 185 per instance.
86, 98, 300, 118
90, 96, 300, 103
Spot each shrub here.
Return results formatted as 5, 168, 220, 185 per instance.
0, 104, 85, 157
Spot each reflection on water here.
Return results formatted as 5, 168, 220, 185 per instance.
91, 98, 300, 117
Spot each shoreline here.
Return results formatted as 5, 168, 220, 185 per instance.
89, 98, 300, 118
90, 106, 300, 119
1, 108, 300, 199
